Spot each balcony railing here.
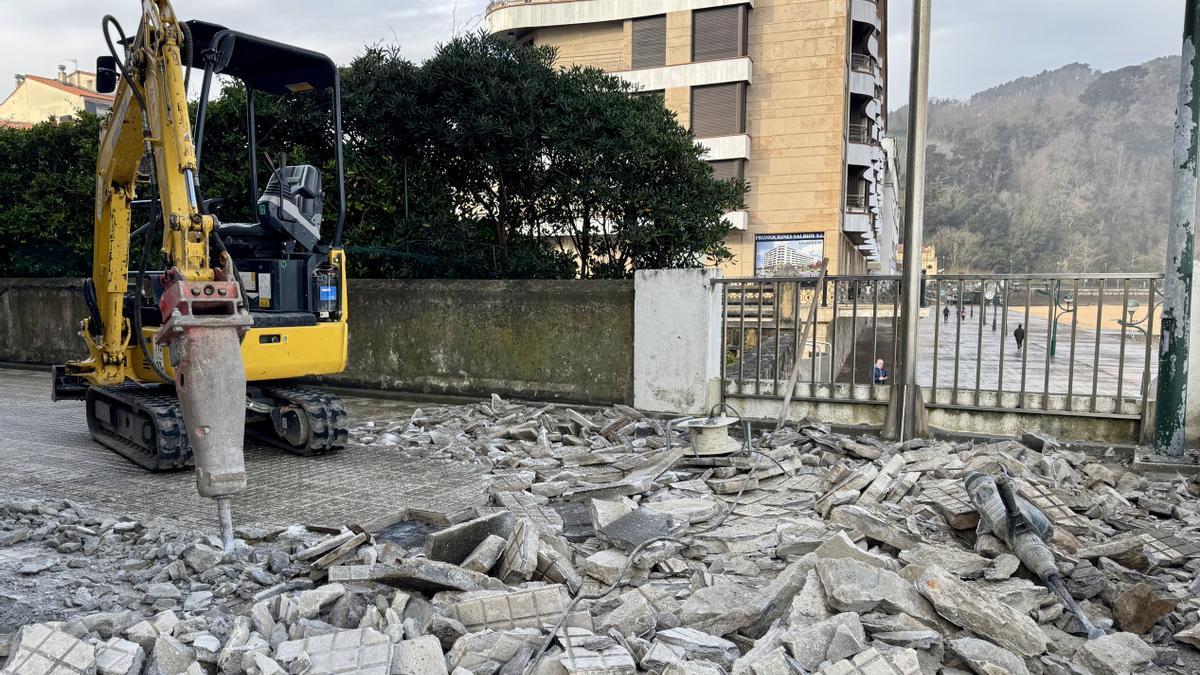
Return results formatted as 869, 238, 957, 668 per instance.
846, 193, 868, 211
850, 53, 876, 73
848, 122, 872, 144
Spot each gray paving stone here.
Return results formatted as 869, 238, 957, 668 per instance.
2, 623, 96, 675
275, 627, 392, 674
94, 637, 144, 675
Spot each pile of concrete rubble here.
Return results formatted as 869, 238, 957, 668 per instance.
2, 396, 1200, 674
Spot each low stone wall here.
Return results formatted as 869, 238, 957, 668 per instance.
0, 278, 634, 405
0, 278, 87, 366
335, 279, 633, 404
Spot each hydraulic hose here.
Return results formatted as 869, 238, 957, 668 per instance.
104, 14, 173, 386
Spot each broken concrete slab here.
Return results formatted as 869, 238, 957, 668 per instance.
781, 612, 866, 671
598, 507, 677, 551
1, 623, 95, 675
497, 518, 540, 584
460, 534, 508, 574
898, 543, 991, 579
1071, 631, 1155, 675
450, 586, 588, 633
823, 646, 921, 675
391, 635, 447, 675
328, 559, 505, 593
816, 558, 941, 628
948, 637, 1030, 675
95, 637, 145, 675
424, 511, 514, 565
276, 627, 392, 674
912, 565, 1048, 657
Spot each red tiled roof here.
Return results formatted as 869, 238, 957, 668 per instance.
24, 75, 114, 103
0, 119, 33, 130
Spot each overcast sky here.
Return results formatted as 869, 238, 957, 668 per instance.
0, 1, 1185, 104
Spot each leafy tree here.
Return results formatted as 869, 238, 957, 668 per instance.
0, 33, 745, 280
0, 115, 99, 276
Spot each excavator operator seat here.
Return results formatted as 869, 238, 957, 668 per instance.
258, 165, 323, 251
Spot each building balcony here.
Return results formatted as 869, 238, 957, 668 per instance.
487, 0, 754, 34
851, 0, 881, 29
850, 53, 877, 74
699, 134, 751, 161
846, 193, 868, 213
848, 121, 872, 145
619, 56, 752, 91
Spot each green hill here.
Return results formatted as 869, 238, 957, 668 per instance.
891, 57, 1178, 273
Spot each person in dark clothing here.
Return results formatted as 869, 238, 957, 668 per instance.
873, 359, 889, 385
1014, 323, 1025, 352
943, 306, 950, 322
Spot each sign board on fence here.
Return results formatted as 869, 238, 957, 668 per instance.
754, 233, 824, 277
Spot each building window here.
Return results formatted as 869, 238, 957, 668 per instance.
691, 83, 746, 138
709, 159, 745, 182
632, 89, 665, 104
632, 15, 666, 69
692, 5, 747, 63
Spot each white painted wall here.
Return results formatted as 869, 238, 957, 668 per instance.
634, 268, 723, 414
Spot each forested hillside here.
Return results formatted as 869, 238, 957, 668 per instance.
891, 57, 1178, 273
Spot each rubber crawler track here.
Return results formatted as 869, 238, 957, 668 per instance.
86, 385, 191, 471
254, 385, 349, 456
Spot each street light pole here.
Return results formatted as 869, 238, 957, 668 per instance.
1154, 0, 1200, 458
884, 0, 932, 441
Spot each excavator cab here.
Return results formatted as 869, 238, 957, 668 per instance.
185, 20, 347, 319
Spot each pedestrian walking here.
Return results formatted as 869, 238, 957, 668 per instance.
943, 306, 950, 323
872, 358, 889, 385
1014, 323, 1025, 352
960, 307, 966, 320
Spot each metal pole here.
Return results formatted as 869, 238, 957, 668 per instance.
1154, 0, 1200, 457
884, 0, 932, 440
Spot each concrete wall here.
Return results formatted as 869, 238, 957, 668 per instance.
633, 268, 723, 414
0, 278, 635, 405
0, 278, 87, 365
335, 279, 633, 404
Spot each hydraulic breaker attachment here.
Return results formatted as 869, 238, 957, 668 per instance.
157, 273, 252, 550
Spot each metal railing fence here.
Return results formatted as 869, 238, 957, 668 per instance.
718, 273, 1162, 420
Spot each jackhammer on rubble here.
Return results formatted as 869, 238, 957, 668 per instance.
964, 471, 1105, 640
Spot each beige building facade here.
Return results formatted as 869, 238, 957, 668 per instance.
487, 0, 891, 276
0, 67, 113, 126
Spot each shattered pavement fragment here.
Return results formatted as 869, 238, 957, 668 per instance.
2, 623, 96, 675
276, 627, 392, 674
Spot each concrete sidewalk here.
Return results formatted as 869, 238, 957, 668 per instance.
0, 369, 486, 531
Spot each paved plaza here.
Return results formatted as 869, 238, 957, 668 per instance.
914, 307, 1159, 404
0, 368, 486, 531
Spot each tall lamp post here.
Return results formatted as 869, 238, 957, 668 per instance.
884, 0, 933, 441
1154, 0, 1200, 458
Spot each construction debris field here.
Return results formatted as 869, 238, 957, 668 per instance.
2, 366, 1200, 674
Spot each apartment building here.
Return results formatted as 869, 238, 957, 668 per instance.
487, 0, 893, 276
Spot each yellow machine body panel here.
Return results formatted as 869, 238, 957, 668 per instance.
124, 249, 350, 383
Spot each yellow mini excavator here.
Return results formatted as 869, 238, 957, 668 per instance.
53, 1, 351, 548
